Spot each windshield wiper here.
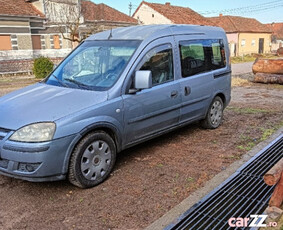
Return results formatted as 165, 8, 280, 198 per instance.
64, 78, 90, 90
52, 74, 69, 88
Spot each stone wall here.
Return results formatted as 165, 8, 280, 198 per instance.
0, 57, 63, 75
17, 35, 33, 50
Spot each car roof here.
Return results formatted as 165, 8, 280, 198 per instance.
86, 24, 224, 41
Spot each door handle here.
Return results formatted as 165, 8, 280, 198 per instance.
184, 86, 191, 96
171, 90, 178, 98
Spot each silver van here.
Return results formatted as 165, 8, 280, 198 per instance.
0, 25, 231, 188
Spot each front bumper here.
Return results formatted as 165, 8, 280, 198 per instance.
0, 134, 76, 182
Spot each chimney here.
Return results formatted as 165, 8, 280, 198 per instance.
165, 2, 170, 6
219, 13, 223, 17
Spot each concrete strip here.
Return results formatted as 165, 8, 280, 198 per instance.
146, 127, 283, 230
231, 62, 254, 75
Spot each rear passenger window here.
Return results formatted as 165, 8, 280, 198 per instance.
180, 39, 226, 78
180, 40, 210, 77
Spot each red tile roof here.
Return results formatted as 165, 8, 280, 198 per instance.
210, 16, 271, 33
0, 0, 44, 18
82, 1, 137, 24
133, 1, 214, 26
266, 23, 283, 39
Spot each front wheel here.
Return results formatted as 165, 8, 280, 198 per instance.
68, 131, 116, 188
201, 96, 224, 129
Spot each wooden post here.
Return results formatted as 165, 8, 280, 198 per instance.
269, 172, 283, 208
254, 73, 283, 84
264, 159, 283, 208
253, 59, 283, 75
264, 158, 283, 186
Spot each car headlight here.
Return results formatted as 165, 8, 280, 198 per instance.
9, 122, 56, 142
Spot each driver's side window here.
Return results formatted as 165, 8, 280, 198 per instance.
139, 44, 174, 86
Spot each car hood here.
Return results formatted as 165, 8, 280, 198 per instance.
0, 83, 108, 130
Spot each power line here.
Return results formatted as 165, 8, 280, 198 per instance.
131, 1, 283, 20
199, 0, 283, 15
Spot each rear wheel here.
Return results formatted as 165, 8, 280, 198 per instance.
68, 131, 116, 188
201, 96, 224, 129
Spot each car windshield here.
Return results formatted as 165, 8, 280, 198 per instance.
45, 40, 141, 91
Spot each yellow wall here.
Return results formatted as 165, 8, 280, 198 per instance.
31, 0, 44, 13
238, 33, 271, 55
0, 21, 29, 27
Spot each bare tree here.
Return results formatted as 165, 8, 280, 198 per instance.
43, 0, 102, 43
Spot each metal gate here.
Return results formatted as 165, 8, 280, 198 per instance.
166, 134, 283, 230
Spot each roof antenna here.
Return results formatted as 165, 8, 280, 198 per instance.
108, 28, 113, 40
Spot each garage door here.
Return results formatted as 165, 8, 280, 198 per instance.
32, 35, 41, 50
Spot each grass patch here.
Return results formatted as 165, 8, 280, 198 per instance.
237, 135, 257, 151
186, 177, 194, 183
232, 77, 250, 87
236, 120, 283, 153
0, 78, 13, 83
227, 107, 271, 114
270, 84, 283, 90
237, 142, 256, 151
231, 55, 256, 64
231, 54, 278, 64
260, 128, 276, 141
260, 121, 283, 141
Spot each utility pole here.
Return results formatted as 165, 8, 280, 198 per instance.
129, 2, 132, 16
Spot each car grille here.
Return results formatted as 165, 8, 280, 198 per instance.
0, 128, 11, 141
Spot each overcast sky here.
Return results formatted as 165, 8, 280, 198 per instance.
91, 0, 283, 24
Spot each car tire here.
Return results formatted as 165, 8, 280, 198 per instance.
201, 96, 224, 129
68, 131, 116, 188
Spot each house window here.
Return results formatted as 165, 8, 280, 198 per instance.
53, 35, 60, 49
241, 39, 246, 47
0, 35, 12, 50
152, 14, 154, 18
32, 35, 41, 50
251, 39, 256, 46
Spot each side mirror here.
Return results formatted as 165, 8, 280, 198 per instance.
135, 70, 152, 89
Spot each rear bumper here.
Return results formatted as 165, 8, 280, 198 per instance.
0, 134, 76, 182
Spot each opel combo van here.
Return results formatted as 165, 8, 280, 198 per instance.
0, 25, 231, 188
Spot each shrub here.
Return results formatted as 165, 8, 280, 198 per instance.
33, 57, 54, 78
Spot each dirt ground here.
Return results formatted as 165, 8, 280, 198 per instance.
0, 76, 282, 230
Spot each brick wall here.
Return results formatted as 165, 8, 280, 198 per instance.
0, 58, 63, 75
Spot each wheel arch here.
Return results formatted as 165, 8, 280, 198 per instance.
62, 122, 122, 174
203, 92, 226, 121
79, 122, 122, 153
215, 92, 226, 107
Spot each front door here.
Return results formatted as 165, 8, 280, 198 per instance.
122, 43, 181, 145
259, 38, 264, 54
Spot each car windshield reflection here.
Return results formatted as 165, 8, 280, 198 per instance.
45, 40, 141, 91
